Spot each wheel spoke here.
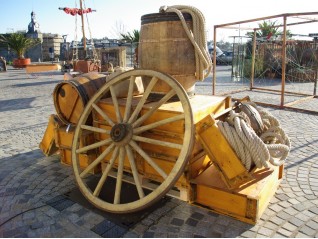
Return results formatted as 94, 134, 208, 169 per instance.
128, 76, 158, 124
80, 125, 110, 134
92, 103, 115, 126
79, 143, 115, 178
125, 145, 145, 199
133, 135, 183, 149
132, 89, 176, 128
93, 146, 119, 197
129, 140, 167, 179
110, 85, 123, 123
76, 138, 112, 154
114, 147, 125, 204
133, 114, 185, 135
123, 76, 136, 122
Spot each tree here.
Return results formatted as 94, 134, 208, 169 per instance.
246, 20, 292, 40
110, 21, 127, 39
0, 33, 39, 59
120, 30, 140, 67
120, 30, 140, 44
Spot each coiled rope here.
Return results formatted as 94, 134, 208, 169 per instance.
159, 5, 212, 81
217, 103, 291, 171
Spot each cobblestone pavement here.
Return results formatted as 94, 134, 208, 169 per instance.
1, 67, 318, 237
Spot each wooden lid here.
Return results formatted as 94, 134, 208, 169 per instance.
141, 12, 192, 25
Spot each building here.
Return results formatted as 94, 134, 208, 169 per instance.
0, 11, 63, 62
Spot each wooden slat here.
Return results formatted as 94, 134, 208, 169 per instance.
195, 114, 252, 189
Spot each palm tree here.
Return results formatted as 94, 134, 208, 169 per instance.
0, 33, 39, 59
120, 30, 139, 44
121, 30, 140, 67
246, 20, 291, 40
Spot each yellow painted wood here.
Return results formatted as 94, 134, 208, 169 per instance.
94, 94, 230, 189
141, 95, 230, 133
192, 164, 282, 224
140, 155, 188, 187
60, 148, 100, 174
187, 153, 212, 179
55, 126, 99, 173
39, 114, 64, 156
25, 63, 61, 73
55, 126, 95, 150
196, 114, 252, 189
94, 97, 141, 124
72, 69, 195, 213
53, 73, 107, 125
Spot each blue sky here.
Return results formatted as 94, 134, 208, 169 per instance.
1, 0, 318, 42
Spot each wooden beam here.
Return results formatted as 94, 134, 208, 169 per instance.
281, 16, 287, 107
213, 26, 217, 95
250, 30, 257, 90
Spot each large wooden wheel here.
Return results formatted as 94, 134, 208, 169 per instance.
72, 69, 194, 213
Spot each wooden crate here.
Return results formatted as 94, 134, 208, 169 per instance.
93, 94, 230, 162
55, 126, 95, 149
192, 164, 283, 224
137, 95, 230, 186
39, 114, 64, 156
59, 147, 100, 174
73, 60, 100, 73
94, 95, 230, 199
196, 114, 253, 189
55, 126, 100, 174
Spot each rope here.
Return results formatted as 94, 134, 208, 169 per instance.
72, 0, 79, 61
217, 103, 291, 171
159, 5, 212, 81
83, 0, 99, 63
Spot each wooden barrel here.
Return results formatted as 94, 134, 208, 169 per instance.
53, 72, 107, 125
138, 12, 196, 94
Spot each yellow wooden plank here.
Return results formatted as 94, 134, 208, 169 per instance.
39, 114, 64, 156
196, 114, 252, 188
192, 164, 282, 224
55, 126, 95, 149
25, 63, 61, 73
196, 184, 248, 217
60, 148, 100, 174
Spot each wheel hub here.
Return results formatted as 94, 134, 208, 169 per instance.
110, 123, 132, 144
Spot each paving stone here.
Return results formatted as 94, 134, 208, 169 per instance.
277, 228, 293, 237
190, 212, 205, 220
257, 227, 274, 237
170, 218, 184, 226
101, 225, 128, 238
295, 232, 311, 238
306, 221, 318, 230
295, 213, 311, 222
185, 217, 198, 227
263, 221, 279, 230
282, 222, 298, 232
289, 217, 304, 227
122, 231, 139, 238
143, 231, 155, 238
300, 226, 316, 236
240, 230, 257, 238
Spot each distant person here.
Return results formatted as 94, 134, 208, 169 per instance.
0, 56, 7, 71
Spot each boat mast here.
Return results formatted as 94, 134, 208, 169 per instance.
79, 0, 87, 56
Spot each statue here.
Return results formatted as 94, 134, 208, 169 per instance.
27, 11, 40, 34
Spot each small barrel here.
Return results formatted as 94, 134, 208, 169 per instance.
53, 72, 107, 125
138, 12, 196, 94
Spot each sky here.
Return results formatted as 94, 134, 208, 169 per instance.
1, 0, 318, 42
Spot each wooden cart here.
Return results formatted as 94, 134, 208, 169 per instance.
69, 69, 282, 224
